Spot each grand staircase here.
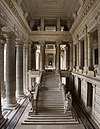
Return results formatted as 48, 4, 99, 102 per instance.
22, 71, 79, 125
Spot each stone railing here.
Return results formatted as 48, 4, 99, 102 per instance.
28, 71, 43, 114
61, 70, 71, 77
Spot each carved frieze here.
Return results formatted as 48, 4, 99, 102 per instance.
70, 0, 96, 34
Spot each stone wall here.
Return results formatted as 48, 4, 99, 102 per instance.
72, 72, 100, 128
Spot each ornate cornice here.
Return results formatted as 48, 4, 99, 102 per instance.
70, 0, 96, 34
4, 0, 30, 33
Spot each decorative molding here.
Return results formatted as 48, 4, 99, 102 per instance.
0, 0, 30, 43
70, 0, 96, 34
30, 31, 72, 42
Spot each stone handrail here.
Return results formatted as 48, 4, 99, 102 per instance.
29, 71, 43, 114
72, 72, 100, 86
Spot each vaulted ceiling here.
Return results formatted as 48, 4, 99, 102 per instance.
20, 0, 80, 20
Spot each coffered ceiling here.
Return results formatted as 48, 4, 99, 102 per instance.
20, 0, 80, 19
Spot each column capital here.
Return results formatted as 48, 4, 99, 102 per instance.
31, 44, 37, 51
2, 27, 16, 39
69, 42, 73, 47
28, 42, 32, 47
16, 38, 23, 45
56, 40, 62, 45
0, 36, 6, 45
39, 40, 45, 46
87, 32, 91, 37
23, 43, 28, 49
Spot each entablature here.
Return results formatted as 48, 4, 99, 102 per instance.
0, 0, 31, 43
70, 0, 100, 42
30, 31, 72, 42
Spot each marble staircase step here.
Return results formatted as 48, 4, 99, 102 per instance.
24, 118, 76, 122
22, 120, 79, 125
28, 113, 72, 117
27, 116, 73, 119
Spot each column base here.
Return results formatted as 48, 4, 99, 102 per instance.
0, 116, 7, 128
87, 70, 94, 77
16, 94, 25, 99
73, 68, 76, 72
83, 66, 89, 74
4, 102, 19, 110
76, 66, 79, 72
96, 75, 100, 79
69, 67, 73, 72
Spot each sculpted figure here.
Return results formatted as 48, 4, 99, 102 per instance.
64, 91, 72, 113
28, 91, 36, 112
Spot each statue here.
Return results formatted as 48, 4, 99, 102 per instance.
28, 91, 36, 113
64, 91, 72, 113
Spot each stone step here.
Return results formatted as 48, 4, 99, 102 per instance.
37, 104, 64, 108
38, 103, 64, 105
37, 108, 64, 111
28, 113, 72, 117
27, 116, 73, 119
38, 98, 63, 100
37, 106, 64, 108
38, 100, 63, 102
22, 120, 79, 125
29, 112, 70, 115
25, 118, 76, 122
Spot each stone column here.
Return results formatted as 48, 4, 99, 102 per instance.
23, 44, 29, 93
0, 25, 5, 127
0, 37, 5, 98
41, 18, 44, 31
4, 29, 17, 108
79, 40, 82, 68
31, 44, 36, 70
84, 26, 88, 73
4, 44, 6, 95
36, 51, 40, 70
28, 43, 32, 70
56, 40, 61, 71
73, 45, 75, 68
16, 38, 24, 98
53, 54, 56, 69
92, 84, 96, 117
69, 43, 73, 70
39, 41, 45, 71
66, 46, 69, 69
76, 43, 79, 71
97, 25, 100, 77
63, 46, 67, 70
57, 18, 60, 31
87, 32, 93, 70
